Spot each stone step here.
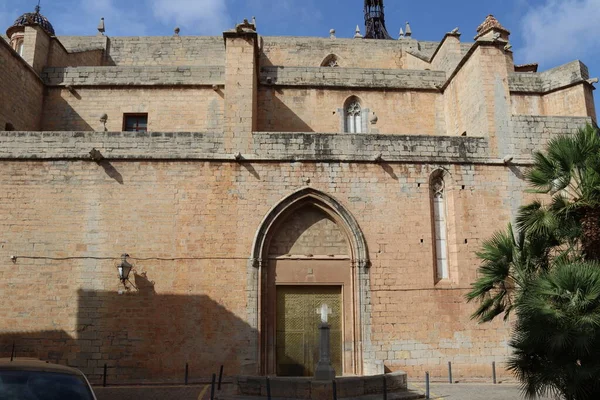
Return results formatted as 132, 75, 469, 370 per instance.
216, 392, 424, 400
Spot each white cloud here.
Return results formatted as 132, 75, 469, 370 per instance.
150, 0, 231, 34
519, 0, 600, 65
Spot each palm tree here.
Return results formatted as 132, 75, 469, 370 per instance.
508, 260, 600, 400
524, 124, 600, 261
465, 224, 557, 323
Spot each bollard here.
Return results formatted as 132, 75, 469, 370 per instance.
383, 375, 387, 400
266, 377, 272, 400
185, 363, 189, 385
103, 364, 107, 387
218, 365, 224, 390
448, 362, 453, 384
492, 361, 497, 384
332, 379, 337, 400
210, 373, 216, 400
425, 372, 430, 399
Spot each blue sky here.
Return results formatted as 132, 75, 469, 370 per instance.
1, 0, 598, 115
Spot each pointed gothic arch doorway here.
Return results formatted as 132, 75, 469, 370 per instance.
250, 188, 370, 377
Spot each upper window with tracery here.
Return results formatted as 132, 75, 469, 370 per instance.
345, 100, 363, 133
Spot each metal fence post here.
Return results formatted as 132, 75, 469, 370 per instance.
185, 363, 189, 385
266, 377, 272, 400
332, 379, 337, 400
425, 371, 430, 399
218, 365, 224, 390
492, 361, 497, 384
383, 375, 387, 400
103, 364, 107, 387
448, 362, 453, 384
210, 373, 216, 400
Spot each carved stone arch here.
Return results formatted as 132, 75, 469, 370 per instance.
248, 187, 372, 376
251, 187, 369, 268
320, 54, 341, 67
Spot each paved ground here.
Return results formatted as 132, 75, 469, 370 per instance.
409, 382, 560, 400
94, 384, 212, 400
94, 382, 561, 400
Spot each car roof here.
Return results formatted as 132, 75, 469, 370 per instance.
0, 359, 84, 376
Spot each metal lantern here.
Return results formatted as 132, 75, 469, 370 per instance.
117, 253, 132, 283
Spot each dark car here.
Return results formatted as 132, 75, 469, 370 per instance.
0, 358, 97, 400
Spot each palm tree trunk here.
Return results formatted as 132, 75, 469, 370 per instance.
581, 206, 600, 261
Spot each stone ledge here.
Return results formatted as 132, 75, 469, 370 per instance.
0, 131, 489, 163
234, 371, 416, 400
509, 60, 590, 93
42, 66, 225, 86
260, 67, 445, 90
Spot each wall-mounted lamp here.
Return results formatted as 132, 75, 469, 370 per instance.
117, 253, 135, 289
234, 152, 243, 161
503, 155, 514, 164
374, 153, 383, 163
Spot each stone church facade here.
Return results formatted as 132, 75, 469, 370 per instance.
0, 2, 597, 384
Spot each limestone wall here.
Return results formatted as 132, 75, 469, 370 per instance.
103, 36, 225, 66
47, 39, 104, 67
0, 159, 526, 381
22, 26, 51, 75
259, 37, 444, 69
0, 39, 44, 131
542, 85, 592, 117
257, 87, 445, 135
511, 115, 593, 157
442, 46, 486, 138
41, 87, 224, 132
511, 85, 593, 118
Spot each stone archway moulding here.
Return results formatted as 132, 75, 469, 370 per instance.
250, 187, 370, 269
248, 187, 372, 376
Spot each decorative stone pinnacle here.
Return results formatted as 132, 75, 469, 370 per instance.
354, 25, 363, 38
97, 17, 105, 35
475, 14, 510, 40
399, 28, 404, 38
405, 22, 412, 37
329, 29, 336, 39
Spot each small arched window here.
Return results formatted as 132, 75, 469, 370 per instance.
431, 171, 449, 280
321, 54, 339, 67
5, 123, 15, 131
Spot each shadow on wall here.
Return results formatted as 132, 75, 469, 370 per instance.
259, 89, 315, 133
40, 90, 95, 131
0, 273, 257, 384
